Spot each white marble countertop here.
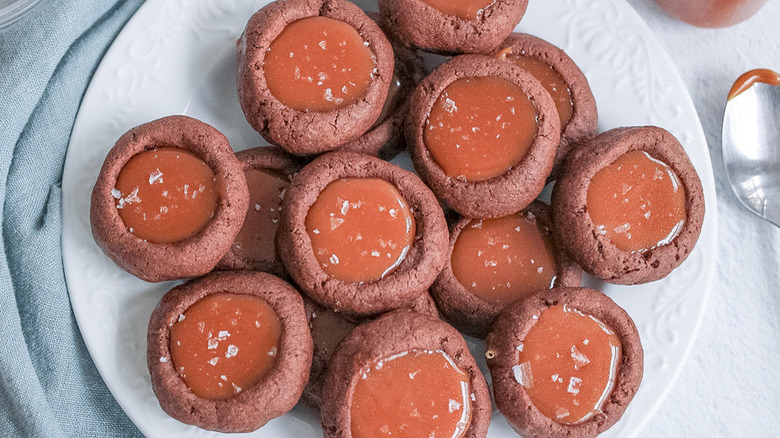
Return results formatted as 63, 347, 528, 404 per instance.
623, 1, 780, 436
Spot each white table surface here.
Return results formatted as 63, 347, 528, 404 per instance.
623, 1, 780, 436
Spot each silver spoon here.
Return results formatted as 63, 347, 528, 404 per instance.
722, 68, 780, 228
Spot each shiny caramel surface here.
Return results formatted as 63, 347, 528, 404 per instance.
425, 76, 538, 181
305, 178, 415, 283
516, 305, 622, 424
499, 50, 573, 127
654, 0, 767, 28
351, 349, 472, 438
169, 293, 281, 400
728, 68, 780, 100
587, 150, 687, 252
265, 17, 375, 112
114, 148, 217, 243
231, 168, 289, 264
452, 213, 558, 306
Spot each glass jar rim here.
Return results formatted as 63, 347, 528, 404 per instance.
0, 0, 45, 29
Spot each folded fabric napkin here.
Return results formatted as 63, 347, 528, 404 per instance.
0, 0, 144, 436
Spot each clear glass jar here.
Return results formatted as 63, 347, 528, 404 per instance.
0, 0, 45, 29
654, 0, 768, 28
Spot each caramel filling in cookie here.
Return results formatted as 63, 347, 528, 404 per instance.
114, 148, 218, 243
424, 76, 538, 181
421, 0, 495, 20
351, 349, 472, 438
169, 293, 281, 400
497, 49, 573, 127
452, 213, 557, 306
587, 150, 687, 253
265, 16, 375, 112
231, 169, 289, 264
305, 178, 416, 283
310, 307, 355, 363
515, 305, 622, 425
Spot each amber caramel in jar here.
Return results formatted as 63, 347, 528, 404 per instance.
654, 0, 767, 28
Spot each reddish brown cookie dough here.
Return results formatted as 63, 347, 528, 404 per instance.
301, 292, 439, 407
407, 54, 560, 218
377, 0, 528, 55
485, 287, 643, 438
147, 271, 313, 432
321, 310, 491, 438
431, 201, 582, 338
277, 151, 449, 316
551, 126, 705, 285
216, 147, 302, 275
237, 0, 395, 156
90, 115, 249, 283
495, 33, 598, 179
337, 13, 426, 160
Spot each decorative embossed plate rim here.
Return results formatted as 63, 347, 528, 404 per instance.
61, 0, 718, 436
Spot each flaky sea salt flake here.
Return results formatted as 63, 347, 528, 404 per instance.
149, 169, 164, 185
443, 98, 458, 113
571, 345, 590, 370
568, 377, 582, 394
512, 362, 533, 388
331, 217, 344, 230
226, 344, 239, 358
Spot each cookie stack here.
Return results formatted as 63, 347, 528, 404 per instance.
89, 0, 706, 436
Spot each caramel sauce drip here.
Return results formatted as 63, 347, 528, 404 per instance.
587, 150, 687, 253
114, 148, 218, 243
728, 68, 780, 100
516, 305, 622, 425
350, 349, 472, 438
425, 76, 538, 181
265, 17, 375, 112
451, 213, 558, 306
169, 293, 281, 400
305, 178, 416, 283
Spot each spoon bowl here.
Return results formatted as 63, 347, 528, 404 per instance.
722, 71, 780, 227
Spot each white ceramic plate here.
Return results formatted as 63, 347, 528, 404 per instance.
62, 0, 718, 436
